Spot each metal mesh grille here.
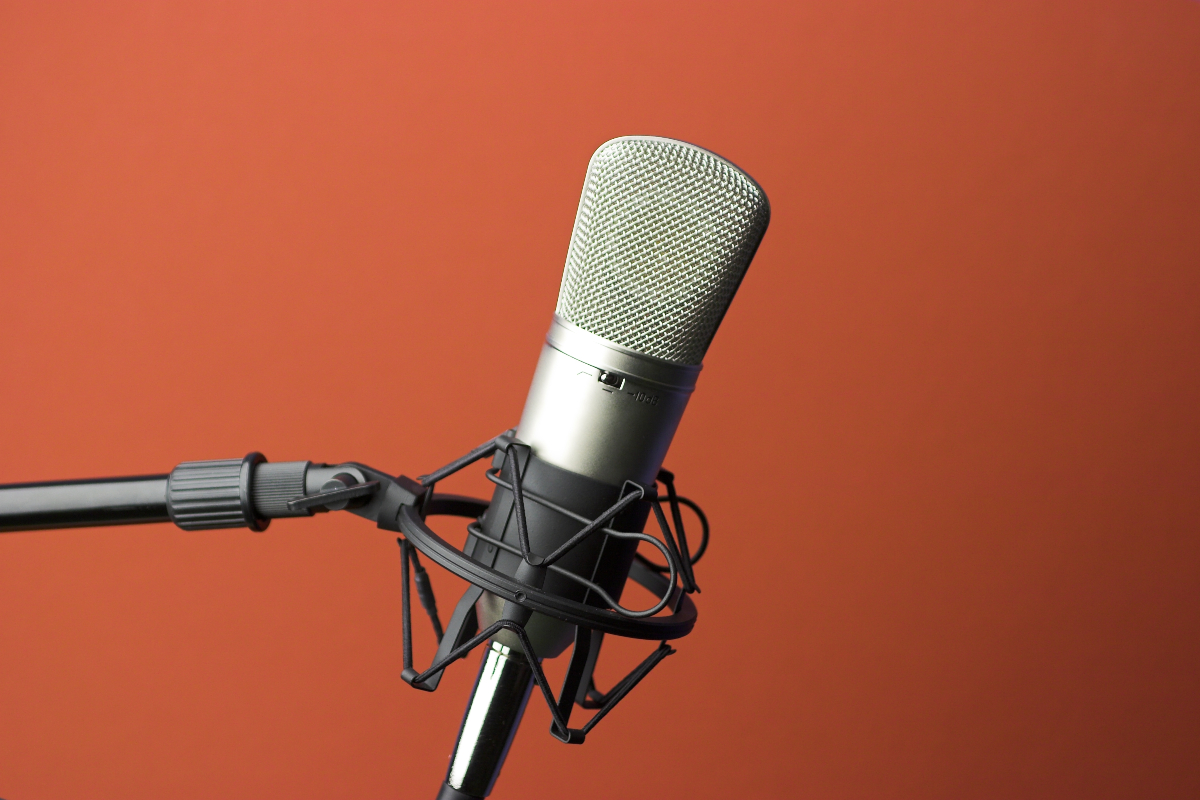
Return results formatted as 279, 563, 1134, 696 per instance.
556, 137, 770, 365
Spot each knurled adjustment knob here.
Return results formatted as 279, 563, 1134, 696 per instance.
168, 453, 268, 531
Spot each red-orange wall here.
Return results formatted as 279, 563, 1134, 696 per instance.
1, 2, 1197, 798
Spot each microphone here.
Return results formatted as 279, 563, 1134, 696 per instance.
436, 136, 770, 799
0, 134, 769, 800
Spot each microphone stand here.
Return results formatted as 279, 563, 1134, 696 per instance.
0, 433, 705, 798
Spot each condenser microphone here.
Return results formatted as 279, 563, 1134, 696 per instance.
0, 134, 770, 798
438, 136, 770, 800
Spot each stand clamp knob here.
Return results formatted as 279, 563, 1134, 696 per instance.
167, 453, 268, 531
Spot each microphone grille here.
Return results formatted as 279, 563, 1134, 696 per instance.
556, 136, 770, 366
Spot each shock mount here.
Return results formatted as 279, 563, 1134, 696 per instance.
0, 429, 709, 747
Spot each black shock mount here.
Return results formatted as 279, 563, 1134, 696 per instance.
0, 430, 709, 746
382, 431, 707, 744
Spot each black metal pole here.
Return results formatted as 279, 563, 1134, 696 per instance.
0, 475, 170, 533
0, 457, 367, 534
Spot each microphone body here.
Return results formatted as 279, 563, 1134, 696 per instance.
439, 137, 769, 799
443, 322, 699, 799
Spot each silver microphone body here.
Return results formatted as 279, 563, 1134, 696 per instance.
439, 136, 769, 800
519, 317, 700, 487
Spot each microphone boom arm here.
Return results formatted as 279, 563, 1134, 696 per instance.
0, 430, 704, 748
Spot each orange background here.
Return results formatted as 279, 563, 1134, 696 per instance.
1, 2, 1198, 798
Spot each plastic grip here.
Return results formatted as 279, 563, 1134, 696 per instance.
168, 454, 267, 531
166, 456, 318, 531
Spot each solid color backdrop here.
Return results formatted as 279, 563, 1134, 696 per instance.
1, 2, 1197, 798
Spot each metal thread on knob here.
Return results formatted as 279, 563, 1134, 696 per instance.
167, 453, 268, 531
251, 461, 311, 518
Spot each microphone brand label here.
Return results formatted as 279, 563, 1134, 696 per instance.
628, 390, 660, 406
